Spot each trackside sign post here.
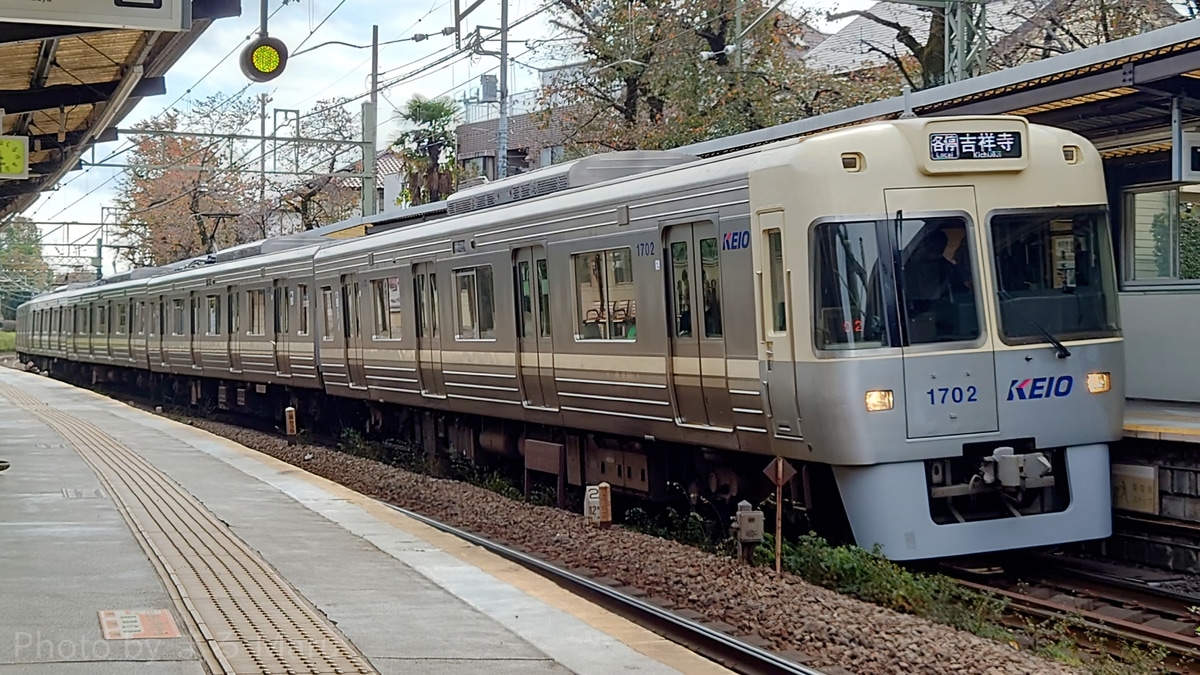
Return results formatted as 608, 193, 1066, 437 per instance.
0, 0, 190, 31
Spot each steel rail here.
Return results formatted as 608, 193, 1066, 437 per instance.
380, 502, 828, 675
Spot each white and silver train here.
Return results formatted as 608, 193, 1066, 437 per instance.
17, 115, 1124, 559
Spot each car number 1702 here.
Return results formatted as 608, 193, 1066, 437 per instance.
926, 386, 978, 405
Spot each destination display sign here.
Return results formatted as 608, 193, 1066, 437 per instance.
929, 131, 1022, 161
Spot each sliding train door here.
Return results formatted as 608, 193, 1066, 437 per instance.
513, 246, 557, 410
413, 262, 445, 398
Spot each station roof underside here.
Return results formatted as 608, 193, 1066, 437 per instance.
0, 0, 240, 223
681, 20, 1200, 165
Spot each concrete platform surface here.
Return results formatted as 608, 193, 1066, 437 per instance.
1125, 399, 1200, 443
0, 368, 732, 675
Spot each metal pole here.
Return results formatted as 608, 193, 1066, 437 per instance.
1172, 95, 1183, 183
362, 25, 379, 217
259, 0, 268, 36
497, 0, 509, 180
259, 93, 267, 230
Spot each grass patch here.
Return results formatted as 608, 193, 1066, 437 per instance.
0, 330, 14, 353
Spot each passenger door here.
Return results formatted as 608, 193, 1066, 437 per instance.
273, 280, 291, 377
413, 262, 445, 398
340, 275, 367, 390
513, 246, 557, 410
884, 187, 999, 438
756, 211, 803, 438
664, 222, 733, 428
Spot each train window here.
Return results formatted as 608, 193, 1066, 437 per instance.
371, 278, 403, 339
171, 299, 184, 336
537, 259, 551, 338
273, 285, 289, 335
990, 208, 1118, 343
574, 248, 635, 340
453, 266, 495, 340
134, 302, 144, 336
191, 296, 199, 336
767, 230, 786, 332
228, 289, 240, 335
899, 216, 980, 344
700, 238, 722, 338
321, 287, 335, 340
248, 289, 266, 336
207, 296, 221, 336
96, 304, 107, 335
298, 285, 310, 336
814, 221, 887, 350
116, 302, 127, 336
670, 242, 692, 336
516, 261, 533, 338
429, 273, 439, 338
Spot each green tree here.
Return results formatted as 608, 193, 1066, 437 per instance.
537, 0, 901, 154
392, 95, 460, 205
0, 217, 50, 319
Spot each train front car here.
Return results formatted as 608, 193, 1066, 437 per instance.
759, 116, 1123, 560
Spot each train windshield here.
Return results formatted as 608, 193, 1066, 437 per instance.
990, 208, 1119, 344
898, 216, 981, 345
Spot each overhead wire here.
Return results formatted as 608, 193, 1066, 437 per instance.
32, 2, 292, 221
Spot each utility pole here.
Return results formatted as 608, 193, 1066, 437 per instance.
259, 93, 269, 232
497, 0, 509, 180
457, 1, 509, 180
361, 24, 379, 217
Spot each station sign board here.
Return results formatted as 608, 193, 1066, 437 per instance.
0, 0, 190, 32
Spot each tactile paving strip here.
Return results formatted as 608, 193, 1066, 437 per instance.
0, 382, 376, 675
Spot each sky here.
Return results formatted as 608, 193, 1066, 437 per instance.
23, 0, 876, 272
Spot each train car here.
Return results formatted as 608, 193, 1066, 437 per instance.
17, 114, 1124, 560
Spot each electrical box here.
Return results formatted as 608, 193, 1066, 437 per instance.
733, 501, 764, 544
480, 74, 498, 103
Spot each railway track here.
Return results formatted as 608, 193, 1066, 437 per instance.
942, 555, 1200, 672
380, 502, 827, 675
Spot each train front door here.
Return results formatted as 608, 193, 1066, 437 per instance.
340, 275, 367, 390
884, 187, 999, 439
664, 222, 733, 428
272, 281, 291, 377
413, 262, 445, 398
756, 210, 803, 439
513, 247, 557, 410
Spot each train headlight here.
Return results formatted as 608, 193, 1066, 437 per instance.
865, 390, 894, 412
1086, 372, 1111, 394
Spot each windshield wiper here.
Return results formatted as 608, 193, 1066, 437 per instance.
1029, 320, 1071, 359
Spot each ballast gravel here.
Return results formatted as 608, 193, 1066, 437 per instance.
182, 418, 1083, 675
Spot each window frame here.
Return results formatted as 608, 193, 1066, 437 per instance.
987, 205, 1120, 346
206, 295, 222, 336
452, 264, 496, 341
247, 288, 266, 336
572, 246, 637, 342
1122, 183, 1200, 289
320, 286, 336, 341
298, 284, 310, 336
369, 276, 404, 341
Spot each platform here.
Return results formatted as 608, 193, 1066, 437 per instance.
0, 368, 731, 675
1125, 399, 1200, 444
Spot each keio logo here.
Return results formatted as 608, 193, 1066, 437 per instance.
1007, 375, 1073, 401
722, 230, 751, 250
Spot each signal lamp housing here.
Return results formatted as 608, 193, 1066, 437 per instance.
240, 36, 288, 83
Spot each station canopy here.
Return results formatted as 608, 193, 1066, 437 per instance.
0, 0, 240, 222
